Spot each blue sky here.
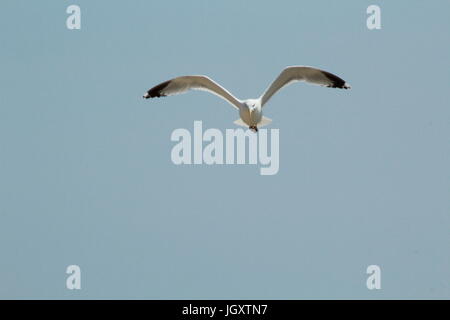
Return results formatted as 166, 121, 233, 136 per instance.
0, 0, 449, 299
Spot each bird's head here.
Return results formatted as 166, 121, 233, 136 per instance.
245, 99, 259, 111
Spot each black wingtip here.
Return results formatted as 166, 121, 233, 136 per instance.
144, 80, 171, 98
327, 82, 351, 89
322, 71, 351, 89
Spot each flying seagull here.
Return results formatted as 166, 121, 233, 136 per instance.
143, 66, 350, 132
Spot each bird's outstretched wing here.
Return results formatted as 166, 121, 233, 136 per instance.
143, 75, 242, 109
259, 66, 351, 107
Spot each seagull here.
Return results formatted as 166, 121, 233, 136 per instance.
143, 66, 350, 132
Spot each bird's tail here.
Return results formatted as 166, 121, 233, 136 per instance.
259, 116, 272, 128
234, 116, 272, 128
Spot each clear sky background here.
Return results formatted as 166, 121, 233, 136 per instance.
1, 0, 449, 299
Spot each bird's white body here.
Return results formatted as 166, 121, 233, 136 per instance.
240, 99, 262, 127
144, 66, 351, 131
